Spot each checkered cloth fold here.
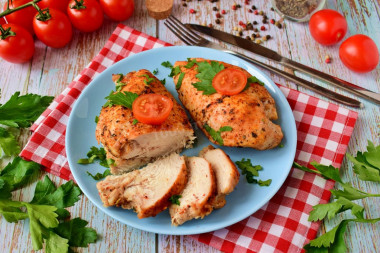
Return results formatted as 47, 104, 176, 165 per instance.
20, 24, 358, 253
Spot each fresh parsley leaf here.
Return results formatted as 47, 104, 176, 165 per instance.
203, 124, 232, 145
278, 143, 284, 148
308, 197, 364, 222
160, 78, 166, 85
54, 217, 97, 247
293, 161, 343, 183
169, 195, 181, 205
0, 157, 40, 192
104, 91, 139, 109
0, 199, 28, 221
139, 74, 155, 86
152, 68, 159, 75
94, 116, 99, 124
0, 92, 54, 128
169, 66, 181, 77
235, 158, 271, 186
132, 119, 138, 125
331, 183, 380, 200
115, 74, 125, 92
192, 61, 224, 95
78, 146, 113, 168
161, 61, 173, 69
184, 58, 197, 68
0, 127, 20, 157
247, 76, 265, 86
46, 231, 69, 253
86, 169, 111, 180
176, 72, 185, 89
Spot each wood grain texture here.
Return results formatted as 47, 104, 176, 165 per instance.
0, 0, 379, 252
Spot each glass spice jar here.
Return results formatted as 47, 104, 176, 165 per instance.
271, 0, 326, 22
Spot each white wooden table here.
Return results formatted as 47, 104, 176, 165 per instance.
0, 0, 379, 252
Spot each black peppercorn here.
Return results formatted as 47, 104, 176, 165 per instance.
251, 5, 256, 10
212, 6, 218, 11
183, 3, 187, 7
253, 21, 258, 25
215, 19, 221, 24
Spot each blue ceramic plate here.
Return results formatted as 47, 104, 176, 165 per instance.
66, 46, 297, 235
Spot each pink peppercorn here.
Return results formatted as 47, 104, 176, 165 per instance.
216, 13, 221, 18
254, 10, 259, 15
239, 21, 244, 26
270, 19, 275, 24
248, 9, 253, 13
232, 4, 237, 10
260, 26, 266, 31
190, 9, 196, 14
245, 0, 250, 4
221, 10, 226, 14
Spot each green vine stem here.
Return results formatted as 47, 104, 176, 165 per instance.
32, 2, 51, 21
0, 25, 16, 40
0, 0, 42, 19
70, 0, 86, 10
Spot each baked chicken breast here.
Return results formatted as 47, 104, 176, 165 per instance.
96, 70, 194, 174
172, 59, 283, 150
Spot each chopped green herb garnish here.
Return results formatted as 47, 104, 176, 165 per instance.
184, 58, 197, 68
160, 78, 166, 85
139, 74, 155, 86
115, 74, 125, 92
278, 143, 284, 148
192, 61, 224, 95
103, 91, 139, 109
95, 116, 99, 124
152, 68, 159, 75
77, 146, 112, 168
235, 158, 271, 186
169, 66, 181, 77
176, 72, 185, 89
86, 169, 111, 180
132, 119, 138, 125
161, 61, 173, 69
203, 124, 232, 145
247, 76, 265, 86
169, 195, 181, 205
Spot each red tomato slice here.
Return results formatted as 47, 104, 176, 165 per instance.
132, 94, 173, 125
212, 68, 247, 95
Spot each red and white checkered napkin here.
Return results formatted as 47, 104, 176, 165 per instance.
21, 24, 358, 252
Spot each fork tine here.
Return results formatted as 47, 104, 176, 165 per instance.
164, 21, 193, 45
167, 15, 203, 43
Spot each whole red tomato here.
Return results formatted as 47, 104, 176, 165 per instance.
33, 8, 72, 48
3, 0, 37, 35
99, 0, 134, 22
339, 34, 379, 73
309, 9, 347, 45
67, 0, 104, 32
0, 23, 35, 63
38, 0, 70, 13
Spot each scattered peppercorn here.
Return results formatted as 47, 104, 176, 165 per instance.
215, 19, 221, 24
260, 26, 266, 31
262, 19, 267, 24
246, 35, 251, 40
232, 4, 237, 10
266, 35, 271, 40
208, 23, 213, 28
221, 9, 226, 14
190, 9, 196, 14
254, 28, 259, 32
248, 9, 253, 13
325, 55, 331, 63
182, 3, 187, 7
262, 36, 267, 41
233, 26, 238, 31
216, 13, 221, 18
252, 5, 256, 10
238, 31, 243, 36
259, 10, 264, 15
250, 35, 256, 40
253, 21, 258, 25
254, 10, 259, 15
255, 39, 262, 44
245, 0, 250, 4
238, 27, 242, 32
270, 7, 274, 11
270, 19, 275, 24
236, 4, 241, 8
275, 21, 282, 29
246, 22, 253, 30
239, 21, 244, 26
212, 6, 218, 11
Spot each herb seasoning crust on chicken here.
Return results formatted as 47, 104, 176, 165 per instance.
95, 70, 195, 175
172, 58, 283, 150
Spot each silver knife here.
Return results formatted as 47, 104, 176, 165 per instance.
187, 23, 380, 105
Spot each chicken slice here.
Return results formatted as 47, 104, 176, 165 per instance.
96, 153, 188, 219
199, 146, 240, 209
173, 59, 283, 150
169, 156, 216, 226
96, 69, 194, 174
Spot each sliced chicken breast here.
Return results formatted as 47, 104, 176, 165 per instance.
169, 156, 216, 226
96, 153, 188, 218
172, 59, 283, 150
96, 70, 194, 174
199, 145, 240, 209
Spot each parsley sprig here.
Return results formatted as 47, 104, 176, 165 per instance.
192, 61, 224, 95
103, 90, 139, 109
139, 74, 155, 86
169, 195, 181, 205
294, 141, 380, 252
235, 158, 272, 186
203, 124, 232, 145
77, 146, 114, 168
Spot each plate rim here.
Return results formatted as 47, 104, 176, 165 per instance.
66, 45, 297, 235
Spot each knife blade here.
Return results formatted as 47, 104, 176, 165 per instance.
187, 23, 380, 105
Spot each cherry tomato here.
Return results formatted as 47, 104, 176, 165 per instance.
339, 34, 379, 73
38, 0, 70, 13
132, 94, 173, 125
309, 9, 347, 45
3, 0, 37, 35
99, 0, 134, 22
67, 0, 104, 32
0, 24, 34, 63
33, 8, 73, 48
212, 68, 247, 96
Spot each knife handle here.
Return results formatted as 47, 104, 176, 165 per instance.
280, 59, 380, 105
224, 50, 363, 108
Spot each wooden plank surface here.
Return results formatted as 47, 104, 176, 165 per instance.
0, 0, 379, 252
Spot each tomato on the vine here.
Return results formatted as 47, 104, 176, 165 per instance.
99, 0, 134, 22
339, 34, 379, 73
33, 8, 73, 48
0, 23, 34, 63
309, 9, 347, 45
38, 0, 70, 13
67, 0, 104, 33
3, 0, 37, 35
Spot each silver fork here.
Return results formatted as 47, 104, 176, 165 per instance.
164, 15, 362, 108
